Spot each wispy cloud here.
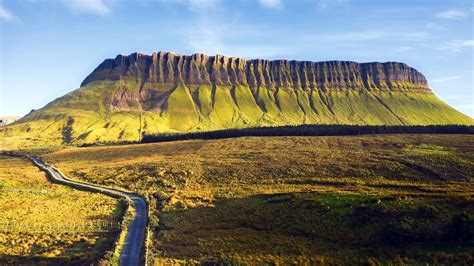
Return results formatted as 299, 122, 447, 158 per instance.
186, 23, 289, 58
161, 0, 219, 11
175, 0, 289, 58
395, 46, 413, 53
61, 0, 111, 15
317, 31, 431, 42
431, 76, 462, 83
438, 40, 474, 52
258, 0, 282, 9
456, 104, 474, 109
317, 0, 349, 9
435, 9, 467, 20
188, 0, 219, 10
187, 24, 223, 54
438, 94, 467, 100
425, 22, 447, 31
454, 104, 474, 116
0, 4, 14, 22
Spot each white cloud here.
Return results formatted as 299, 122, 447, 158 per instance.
435, 9, 467, 20
439, 40, 474, 52
258, 0, 282, 9
431, 76, 462, 83
0, 4, 14, 21
61, 0, 110, 15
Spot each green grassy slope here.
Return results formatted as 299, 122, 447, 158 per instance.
0, 79, 472, 149
162, 84, 200, 131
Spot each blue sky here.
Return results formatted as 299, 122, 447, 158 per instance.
0, 0, 473, 117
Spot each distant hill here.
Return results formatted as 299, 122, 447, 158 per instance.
1, 52, 472, 149
0, 116, 21, 126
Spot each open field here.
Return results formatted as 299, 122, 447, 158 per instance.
44, 134, 474, 264
0, 156, 122, 265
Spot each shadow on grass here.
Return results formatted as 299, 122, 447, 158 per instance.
0, 255, 91, 266
154, 192, 474, 264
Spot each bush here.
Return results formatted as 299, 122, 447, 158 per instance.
446, 213, 474, 241
416, 206, 438, 219
350, 205, 388, 227
202, 258, 249, 266
382, 218, 419, 245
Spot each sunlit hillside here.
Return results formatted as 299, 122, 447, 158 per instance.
1, 53, 472, 150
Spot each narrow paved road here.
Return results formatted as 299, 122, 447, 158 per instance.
30, 157, 147, 266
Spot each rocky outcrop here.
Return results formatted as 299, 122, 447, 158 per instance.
81, 52, 429, 91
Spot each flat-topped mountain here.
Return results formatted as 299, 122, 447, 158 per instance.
1, 52, 472, 148
82, 52, 428, 91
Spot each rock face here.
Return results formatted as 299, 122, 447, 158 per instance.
82, 52, 429, 91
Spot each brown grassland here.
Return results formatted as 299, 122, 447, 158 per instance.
43, 134, 474, 264
0, 156, 122, 265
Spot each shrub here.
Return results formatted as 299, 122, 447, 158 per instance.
382, 218, 418, 245
416, 206, 438, 219
350, 205, 388, 227
202, 258, 249, 266
446, 213, 474, 241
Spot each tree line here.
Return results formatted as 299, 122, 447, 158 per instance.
141, 124, 473, 143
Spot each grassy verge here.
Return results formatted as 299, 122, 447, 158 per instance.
107, 198, 135, 265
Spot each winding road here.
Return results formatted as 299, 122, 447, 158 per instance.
30, 157, 147, 266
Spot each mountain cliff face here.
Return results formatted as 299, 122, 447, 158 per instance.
1, 52, 472, 148
82, 52, 428, 91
